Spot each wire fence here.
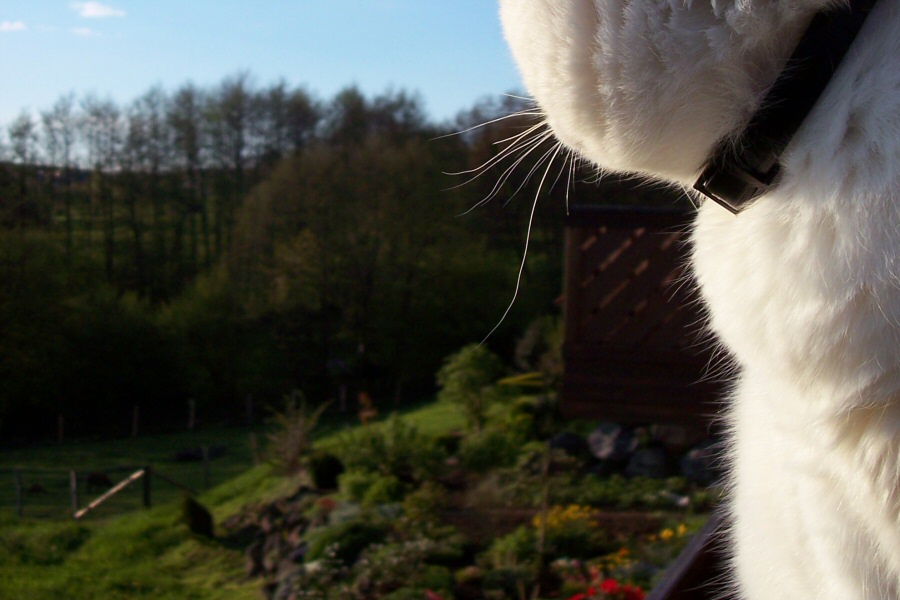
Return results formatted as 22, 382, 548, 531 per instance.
1, 442, 257, 520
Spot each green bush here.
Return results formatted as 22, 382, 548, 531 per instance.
514, 315, 564, 386
362, 475, 405, 505
481, 525, 537, 570
331, 414, 446, 483
266, 390, 331, 474
401, 482, 450, 525
305, 519, 390, 566
381, 565, 453, 599
339, 470, 382, 502
339, 471, 407, 505
350, 539, 453, 600
459, 427, 523, 473
572, 475, 691, 509
437, 344, 506, 432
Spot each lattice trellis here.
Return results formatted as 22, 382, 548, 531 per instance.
561, 205, 725, 429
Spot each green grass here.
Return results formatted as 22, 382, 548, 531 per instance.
0, 399, 465, 599
0, 425, 267, 519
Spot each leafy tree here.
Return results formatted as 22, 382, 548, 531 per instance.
168, 82, 212, 272
41, 94, 79, 257
6, 111, 42, 224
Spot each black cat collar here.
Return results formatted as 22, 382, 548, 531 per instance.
694, 0, 878, 214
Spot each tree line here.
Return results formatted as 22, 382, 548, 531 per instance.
0, 74, 578, 441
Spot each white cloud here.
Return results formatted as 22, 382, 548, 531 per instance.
71, 2, 125, 18
72, 27, 99, 37
0, 21, 27, 32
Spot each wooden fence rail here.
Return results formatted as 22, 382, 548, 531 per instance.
72, 466, 198, 520
8, 463, 200, 520
74, 468, 148, 520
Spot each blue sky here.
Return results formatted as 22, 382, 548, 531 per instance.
0, 1, 525, 128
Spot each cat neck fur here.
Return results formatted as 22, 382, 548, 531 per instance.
500, 0, 900, 598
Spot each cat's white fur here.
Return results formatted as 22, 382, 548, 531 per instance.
500, 0, 900, 598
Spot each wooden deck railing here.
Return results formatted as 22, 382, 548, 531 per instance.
647, 511, 734, 600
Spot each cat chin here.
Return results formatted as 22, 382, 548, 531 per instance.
499, 0, 821, 183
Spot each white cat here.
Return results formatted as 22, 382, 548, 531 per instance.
499, 1, 900, 598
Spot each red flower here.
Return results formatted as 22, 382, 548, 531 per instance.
566, 594, 586, 600
621, 584, 646, 600
425, 590, 443, 600
600, 578, 620, 594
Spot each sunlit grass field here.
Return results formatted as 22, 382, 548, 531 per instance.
0, 400, 464, 599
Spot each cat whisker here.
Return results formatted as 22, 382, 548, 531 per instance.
499, 134, 563, 207
443, 120, 549, 178
455, 129, 556, 215
430, 106, 542, 141
481, 140, 565, 344
448, 129, 554, 212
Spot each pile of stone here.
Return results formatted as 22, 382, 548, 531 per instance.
550, 421, 722, 485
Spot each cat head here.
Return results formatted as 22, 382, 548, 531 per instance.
499, 0, 829, 185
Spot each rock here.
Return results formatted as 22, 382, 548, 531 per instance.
245, 540, 265, 577
588, 422, 637, 462
287, 543, 307, 563
272, 564, 302, 600
649, 424, 700, 454
625, 446, 670, 478
263, 536, 284, 573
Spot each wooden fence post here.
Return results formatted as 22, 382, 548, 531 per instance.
13, 469, 22, 517
142, 466, 151, 509
69, 470, 79, 516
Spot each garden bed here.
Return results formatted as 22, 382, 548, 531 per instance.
223, 406, 719, 600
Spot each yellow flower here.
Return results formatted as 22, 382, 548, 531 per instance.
677, 523, 688, 537
533, 505, 596, 532
660, 528, 675, 541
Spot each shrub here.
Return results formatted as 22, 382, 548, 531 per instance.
401, 481, 450, 525
309, 451, 345, 490
266, 390, 331, 474
459, 427, 523, 473
362, 475, 405, 505
305, 519, 390, 566
481, 525, 537, 570
514, 315, 564, 386
533, 504, 613, 559
181, 495, 215, 539
437, 344, 506, 432
339, 470, 382, 502
331, 414, 446, 482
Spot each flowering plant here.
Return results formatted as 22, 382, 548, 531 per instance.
553, 557, 646, 600
566, 578, 646, 600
